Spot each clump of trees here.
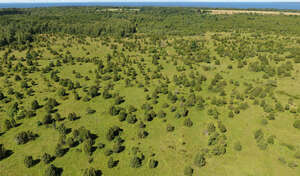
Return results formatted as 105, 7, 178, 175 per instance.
15, 131, 38, 145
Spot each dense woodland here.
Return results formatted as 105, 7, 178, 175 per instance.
1, 6, 300, 176
1, 7, 300, 47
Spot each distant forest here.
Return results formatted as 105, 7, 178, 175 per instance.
1, 7, 300, 47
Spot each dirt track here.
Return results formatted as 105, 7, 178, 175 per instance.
210, 9, 300, 16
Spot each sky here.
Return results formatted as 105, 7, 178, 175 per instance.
0, 0, 300, 3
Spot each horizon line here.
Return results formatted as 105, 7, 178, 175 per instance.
1, 1, 300, 3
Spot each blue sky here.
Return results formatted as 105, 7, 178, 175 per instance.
1, 0, 300, 3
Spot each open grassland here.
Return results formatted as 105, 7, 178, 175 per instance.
1, 31, 300, 176
1, 6, 300, 176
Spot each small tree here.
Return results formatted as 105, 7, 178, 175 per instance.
3, 119, 12, 131
83, 167, 97, 176
43, 114, 52, 125
112, 143, 123, 153
130, 156, 142, 168
148, 159, 158, 168
44, 164, 58, 176
31, 100, 40, 110
293, 120, 300, 129
107, 157, 116, 168
234, 141, 242, 151
207, 122, 216, 134
137, 130, 148, 139
194, 153, 206, 167
15, 131, 37, 145
108, 105, 120, 116
42, 153, 52, 164
24, 156, 34, 168
57, 88, 66, 97
126, 114, 137, 124
218, 121, 227, 133
68, 112, 77, 121
83, 140, 93, 156
88, 86, 99, 98
184, 118, 193, 127
55, 145, 65, 157
166, 124, 175, 132
184, 166, 193, 176
66, 137, 76, 148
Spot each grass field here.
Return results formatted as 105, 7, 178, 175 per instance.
1, 29, 300, 176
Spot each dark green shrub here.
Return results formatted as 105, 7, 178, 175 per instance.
267, 135, 275, 144
15, 131, 37, 145
207, 122, 216, 134
184, 166, 193, 176
42, 153, 52, 164
234, 141, 242, 151
126, 114, 137, 124
43, 114, 53, 124
88, 86, 99, 98
294, 151, 300, 159
137, 130, 148, 139
86, 107, 96, 114
104, 149, 113, 156
288, 162, 298, 168
68, 112, 78, 121
97, 143, 105, 149
31, 100, 40, 110
54, 145, 66, 157
24, 156, 34, 168
108, 105, 120, 116
130, 156, 142, 168
148, 159, 158, 168
293, 120, 300, 129
106, 126, 121, 141
107, 157, 117, 168
218, 121, 227, 133
112, 143, 124, 153
83, 167, 98, 176
44, 164, 59, 176
194, 153, 206, 167
118, 110, 127, 122
83, 140, 93, 156
184, 118, 193, 127
166, 124, 175, 132
228, 111, 234, 118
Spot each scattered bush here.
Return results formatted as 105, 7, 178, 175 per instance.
42, 153, 52, 164
24, 156, 34, 168
166, 124, 175, 132
184, 166, 193, 176
148, 159, 158, 168
184, 118, 193, 127
15, 131, 37, 145
234, 141, 242, 151
293, 120, 300, 129
130, 156, 142, 168
194, 153, 206, 167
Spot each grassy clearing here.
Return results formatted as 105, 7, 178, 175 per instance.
1, 31, 300, 176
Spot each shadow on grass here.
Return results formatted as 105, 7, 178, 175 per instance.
32, 159, 41, 167
0, 150, 13, 161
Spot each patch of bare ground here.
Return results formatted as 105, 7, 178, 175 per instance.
210, 9, 300, 16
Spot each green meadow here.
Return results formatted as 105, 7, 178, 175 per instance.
1, 6, 300, 176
